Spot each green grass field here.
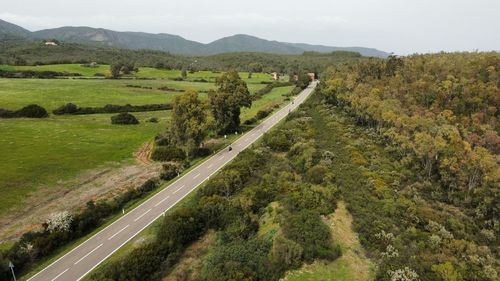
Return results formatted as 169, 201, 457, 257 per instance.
0, 64, 274, 84
0, 79, 267, 111
0, 79, 182, 110
0, 64, 111, 76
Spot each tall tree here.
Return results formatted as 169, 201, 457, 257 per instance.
169, 91, 207, 150
110, 63, 122, 78
209, 70, 252, 134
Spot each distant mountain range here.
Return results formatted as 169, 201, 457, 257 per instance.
0, 19, 389, 57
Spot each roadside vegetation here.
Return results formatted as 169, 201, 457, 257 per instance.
87, 88, 341, 281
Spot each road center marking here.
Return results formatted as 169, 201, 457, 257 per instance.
134, 209, 151, 222
154, 196, 170, 207
193, 173, 200, 179
108, 225, 129, 240
74, 243, 103, 265
207, 163, 213, 168
51, 268, 69, 281
173, 185, 185, 194
218, 155, 224, 160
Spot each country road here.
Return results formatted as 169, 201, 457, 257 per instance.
27, 81, 317, 281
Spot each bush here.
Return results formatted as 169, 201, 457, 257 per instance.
155, 136, 170, 146
137, 178, 159, 194
53, 103, 172, 115
0, 108, 15, 118
147, 117, 159, 123
53, 103, 79, 114
151, 146, 186, 161
244, 117, 257, 125
306, 165, 328, 184
111, 112, 139, 125
189, 147, 211, 158
264, 132, 292, 152
0, 70, 81, 79
160, 163, 179, 181
282, 209, 340, 262
256, 108, 273, 119
16, 104, 49, 118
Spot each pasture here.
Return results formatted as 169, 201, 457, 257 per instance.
0, 79, 267, 111
0, 111, 168, 214
0, 64, 274, 83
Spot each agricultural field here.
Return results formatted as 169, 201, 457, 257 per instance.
0, 64, 275, 83
0, 71, 286, 218
240, 85, 294, 121
0, 79, 185, 110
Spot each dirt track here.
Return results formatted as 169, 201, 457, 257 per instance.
134, 141, 154, 165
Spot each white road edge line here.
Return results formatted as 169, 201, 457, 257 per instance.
133, 209, 151, 222
34, 84, 315, 281
51, 268, 69, 281
154, 196, 170, 207
108, 225, 129, 240
173, 185, 185, 194
74, 243, 103, 265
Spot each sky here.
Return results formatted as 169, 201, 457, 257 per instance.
1, 0, 499, 55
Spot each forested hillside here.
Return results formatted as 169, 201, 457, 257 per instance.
317, 52, 499, 280
0, 41, 364, 73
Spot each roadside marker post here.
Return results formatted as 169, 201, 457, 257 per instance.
9, 261, 17, 281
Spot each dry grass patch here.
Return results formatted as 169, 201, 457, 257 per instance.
283, 201, 375, 281
162, 230, 215, 281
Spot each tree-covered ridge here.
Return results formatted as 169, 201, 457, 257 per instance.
318, 52, 499, 280
0, 41, 366, 73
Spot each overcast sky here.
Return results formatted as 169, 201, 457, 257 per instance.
1, 0, 499, 55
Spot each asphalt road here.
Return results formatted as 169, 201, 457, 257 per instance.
27, 81, 317, 281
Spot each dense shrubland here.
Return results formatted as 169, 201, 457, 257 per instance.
316, 52, 499, 280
